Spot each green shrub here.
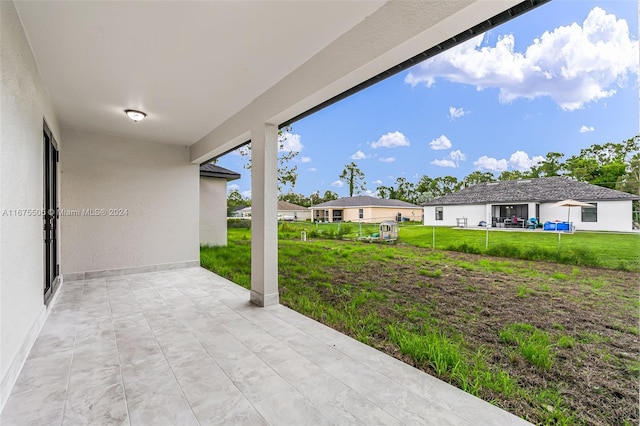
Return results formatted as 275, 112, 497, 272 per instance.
227, 219, 251, 228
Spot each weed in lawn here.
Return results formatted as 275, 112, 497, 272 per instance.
516, 284, 533, 298
627, 360, 640, 379
536, 388, 576, 425
588, 277, 606, 290
500, 324, 553, 370
419, 268, 442, 278
552, 323, 565, 330
477, 259, 515, 274
551, 272, 568, 280
455, 261, 478, 271
539, 283, 550, 292
577, 332, 609, 344
388, 324, 461, 376
557, 335, 576, 349
609, 323, 639, 336
571, 267, 580, 276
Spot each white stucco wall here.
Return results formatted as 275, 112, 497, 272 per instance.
278, 209, 311, 221
0, 0, 61, 407
60, 129, 199, 274
424, 204, 487, 227
200, 177, 228, 246
540, 200, 633, 232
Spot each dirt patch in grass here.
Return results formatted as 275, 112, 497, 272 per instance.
276, 242, 639, 425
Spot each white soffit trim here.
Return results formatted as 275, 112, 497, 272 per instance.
190, 0, 524, 163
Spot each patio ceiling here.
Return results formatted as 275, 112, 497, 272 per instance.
14, 1, 384, 145
14, 1, 535, 156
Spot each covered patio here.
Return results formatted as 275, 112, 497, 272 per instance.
2, 0, 548, 421
1, 267, 530, 425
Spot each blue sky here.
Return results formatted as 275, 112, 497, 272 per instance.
219, 0, 639, 198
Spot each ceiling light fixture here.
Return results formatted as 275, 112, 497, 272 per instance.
125, 109, 146, 122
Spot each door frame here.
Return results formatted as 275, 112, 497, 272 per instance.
43, 120, 59, 305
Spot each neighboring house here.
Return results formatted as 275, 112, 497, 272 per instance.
235, 206, 253, 219
278, 201, 312, 221
231, 201, 311, 221
423, 177, 639, 232
199, 164, 240, 246
1, 0, 543, 410
229, 206, 250, 218
310, 196, 423, 223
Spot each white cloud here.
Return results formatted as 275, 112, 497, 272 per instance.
373, 179, 383, 185
450, 149, 467, 164
431, 159, 457, 168
432, 149, 467, 168
331, 180, 344, 188
241, 190, 252, 199
509, 151, 544, 171
579, 125, 595, 133
371, 131, 410, 149
228, 184, 240, 192
474, 156, 509, 172
448, 106, 467, 119
363, 189, 377, 197
351, 150, 367, 160
300, 156, 312, 163
379, 157, 395, 163
405, 7, 639, 110
429, 135, 452, 150
308, 167, 317, 172
279, 132, 303, 152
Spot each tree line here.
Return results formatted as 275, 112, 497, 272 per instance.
227, 135, 638, 210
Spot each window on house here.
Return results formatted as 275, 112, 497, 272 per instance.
435, 207, 443, 221
359, 208, 363, 219
581, 203, 597, 222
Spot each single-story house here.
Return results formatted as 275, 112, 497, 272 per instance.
277, 201, 312, 221
229, 206, 251, 218
200, 164, 240, 246
230, 201, 311, 221
310, 196, 423, 223
423, 177, 640, 232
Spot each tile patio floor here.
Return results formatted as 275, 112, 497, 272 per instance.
1, 267, 531, 425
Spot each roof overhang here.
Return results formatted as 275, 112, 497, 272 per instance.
14, 0, 547, 163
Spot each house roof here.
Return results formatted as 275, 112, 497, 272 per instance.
277, 201, 308, 211
311, 196, 422, 209
199, 163, 241, 181
424, 177, 640, 206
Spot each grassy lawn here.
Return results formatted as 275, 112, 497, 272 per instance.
201, 225, 639, 425
269, 221, 640, 271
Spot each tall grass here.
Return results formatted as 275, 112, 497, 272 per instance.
388, 324, 518, 397
500, 323, 553, 370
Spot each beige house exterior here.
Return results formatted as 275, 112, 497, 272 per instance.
311, 196, 422, 223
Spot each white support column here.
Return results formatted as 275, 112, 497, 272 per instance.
250, 123, 279, 307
